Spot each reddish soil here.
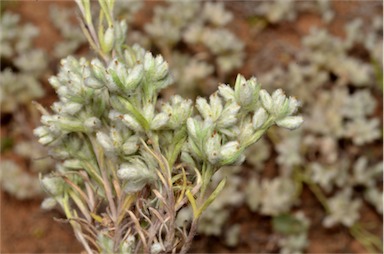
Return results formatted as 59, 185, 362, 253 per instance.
1, 1, 382, 253
1, 192, 83, 253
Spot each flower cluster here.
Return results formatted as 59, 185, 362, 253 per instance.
127, 1, 245, 97
0, 11, 47, 113
35, 33, 302, 252
0, 11, 54, 200
197, 4, 382, 253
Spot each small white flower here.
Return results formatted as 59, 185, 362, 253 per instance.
144, 52, 155, 72
41, 176, 64, 196
150, 242, 164, 254
38, 135, 54, 145
84, 117, 101, 131
259, 89, 273, 112
103, 26, 115, 53
34, 126, 49, 137
218, 84, 235, 101
117, 161, 155, 193
84, 77, 104, 89
276, 116, 303, 130
90, 59, 106, 81
96, 131, 114, 152
217, 102, 240, 128
252, 107, 268, 130
41, 197, 57, 210
287, 96, 301, 115
122, 114, 142, 132
271, 89, 286, 115
209, 93, 223, 119
117, 165, 142, 179
235, 75, 258, 108
196, 97, 211, 119
122, 136, 139, 155
154, 55, 169, 80
220, 141, 240, 164
151, 112, 169, 130
206, 133, 221, 164
125, 64, 143, 90
187, 118, 199, 139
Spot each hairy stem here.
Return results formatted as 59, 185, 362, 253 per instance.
179, 217, 199, 254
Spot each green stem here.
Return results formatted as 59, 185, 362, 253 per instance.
199, 162, 213, 204
301, 175, 330, 212
350, 223, 383, 253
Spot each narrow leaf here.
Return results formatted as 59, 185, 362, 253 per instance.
197, 177, 226, 218
117, 96, 150, 131
186, 189, 198, 219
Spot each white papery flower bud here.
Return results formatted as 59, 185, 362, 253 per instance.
287, 97, 301, 115
34, 126, 50, 137
150, 242, 164, 254
114, 20, 127, 44
122, 114, 142, 132
252, 107, 268, 129
68, 72, 83, 90
41, 197, 57, 210
196, 97, 210, 119
125, 64, 144, 90
108, 110, 121, 121
96, 131, 114, 152
122, 136, 139, 155
151, 112, 169, 130
84, 117, 101, 131
117, 165, 142, 179
57, 86, 69, 98
48, 76, 61, 89
105, 71, 120, 92
143, 104, 155, 120
209, 93, 223, 119
235, 74, 252, 106
38, 135, 54, 145
62, 102, 83, 115
117, 161, 155, 193
259, 89, 273, 112
162, 95, 193, 129
41, 176, 64, 196
234, 73, 247, 90
218, 84, 235, 101
90, 59, 106, 81
41, 115, 55, 125
271, 89, 287, 115
144, 52, 155, 72
239, 85, 253, 107
220, 141, 240, 163
51, 102, 63, 113
276, 116, 303, 130
187, 118, 199, 139
103, 27, 115, 53
154, 55, 169, 80
217, 102, 240, 128
84, 77, 104, 89
206, 133, 221, 164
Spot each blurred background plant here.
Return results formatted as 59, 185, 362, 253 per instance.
0, 3, 86, 198
123, 0, 245, 98
1, 1, 382, 253
1, 10, 50, 199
